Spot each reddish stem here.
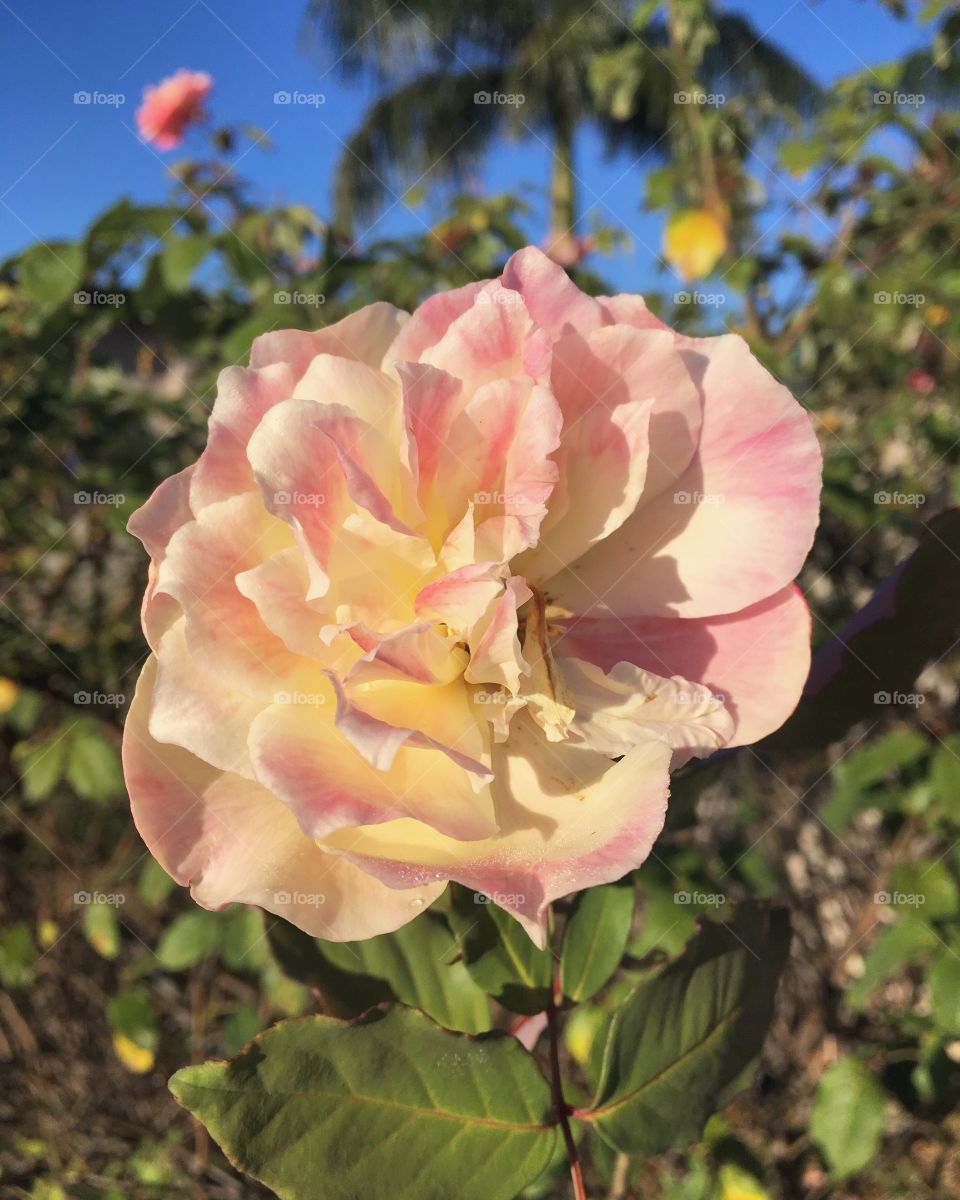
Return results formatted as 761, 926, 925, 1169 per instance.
547, 908, 587, 1200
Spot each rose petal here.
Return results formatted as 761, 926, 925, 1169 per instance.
251, 302, 408, 378
190, 363, 297, 512
155, 493, 312, 699
463, 575, 533, 693
234, 547, 357, 670
560, 656, 733, 757
249, 697, 498, 843
500, 246, 603, 339
598, 293, 669, 331
421, 280, 538, 395
553, 584, 812, 746
149, 618, 263, 777
124, 659, 443, 940
128, 464, 195, 651
546, 334, 822, 618
322, 712, 672, 946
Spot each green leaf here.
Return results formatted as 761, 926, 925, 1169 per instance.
222, 907, 270, 973
839, 729, 928, 790
822, 730, 929, 829
170, 1007, 559, 1200
631, 886, 698, 958
136, 858, 177, 909
448, 885, 552, 1015
13, 736, 66, 801
781, 140, 824, 174
929, 953, 960, 1033
810, 1058, 885, 1178
221, 1005, 268, 1057
0, 923, 36, 988
890, 860, 959, 918
160, 234, 212, 292
83, 901, 121, 960
85, 200, 181, 268
560, 879, 634, 1003
65, 730, 124, 801
579, 903, 790, 1156
845, 919, 937, 1008
644, 166, 677, 210
268, 911, 491, 1033
155, 910, 222, 971
107, 987, 158, 1051
4, 688, 42, 734
221, 219, 269, 285
17, 241, 84, 309
930, 736, 960, 824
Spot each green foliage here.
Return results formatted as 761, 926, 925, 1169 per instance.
267, 911, 492, 1032
82, 900, 121, 961
845, 919, 938, 1010
107, 988, 159, 1055
11, 734, 67, 802
448, 884, 553, 1014
581, 904, 790, 1156
928, 953, 960, 1033
64, 726, 124, 802
155, 911, 223, 972
170, 1006, 560, 1200
810, 1058, 886, 1178
0, 922, 36, 987
560, 879, 635, 1003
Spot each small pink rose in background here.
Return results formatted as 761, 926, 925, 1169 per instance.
906, 367, 935, 395
136, 69, 212, 151
123, 247, 821, 947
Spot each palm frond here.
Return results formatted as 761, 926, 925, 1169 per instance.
704, 13, 822, 115
330, 70, 506, 230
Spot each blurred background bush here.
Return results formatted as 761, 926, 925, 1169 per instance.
2, 1, 960, 1196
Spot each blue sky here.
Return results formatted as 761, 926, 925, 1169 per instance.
0, 0, 929, 294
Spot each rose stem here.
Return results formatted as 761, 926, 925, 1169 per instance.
547, 907, 587, 1200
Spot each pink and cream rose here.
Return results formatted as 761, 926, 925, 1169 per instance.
123, 248, 821, 945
